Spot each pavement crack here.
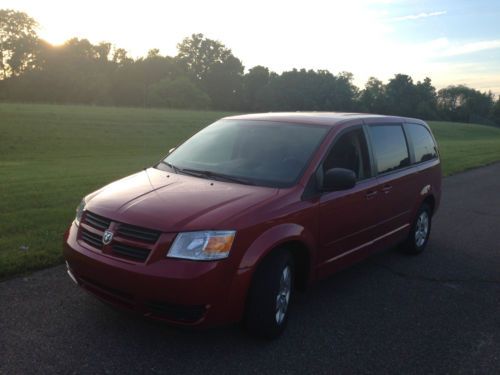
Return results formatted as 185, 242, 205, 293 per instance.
372, 262, 500, 285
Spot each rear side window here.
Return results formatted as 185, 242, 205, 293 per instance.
369, 125, 410, 174
405, 123, 438, 163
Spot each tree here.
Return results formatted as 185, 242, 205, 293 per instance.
147, 77, 211, 109
1, 9, 498, 121
0, 9, 39, 79
358, 77, 386, 114
7, 38, 118, 104
112, 47, 132, 67
243, 65, 271, 110
438, 85, 495, 123
250, 69, 358, 112
332, 71, 358, 111
204, 54, 244, 110
255, 69, 319, 111
111, 53, 183, 106
176, 33, 234, 81
176, 33, 244, 109
94, 42, 111, 62
414, 77, 438, 119
491, 98, 500, 126
385, 74, 417, 117
147, 48, 160, 58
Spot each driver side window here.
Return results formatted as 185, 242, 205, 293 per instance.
323, 128, 371, 181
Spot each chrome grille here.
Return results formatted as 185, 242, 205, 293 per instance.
79, 210, 159, 263
83, 211, 111, 230
117, 223, 160, 244
81, 228, 103, 249
112, 243, 151, 261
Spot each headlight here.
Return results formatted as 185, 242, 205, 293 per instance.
167, 231, 236, 260
75, 199, 86, 225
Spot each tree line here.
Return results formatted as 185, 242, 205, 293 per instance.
1, 9, 499, 125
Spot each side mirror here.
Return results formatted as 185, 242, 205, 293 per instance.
322, 168, 356, 191
168, 147, 176, 154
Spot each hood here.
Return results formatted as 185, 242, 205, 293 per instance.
85, 168, 279, 232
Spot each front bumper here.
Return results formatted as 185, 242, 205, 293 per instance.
63, 223, 252, 326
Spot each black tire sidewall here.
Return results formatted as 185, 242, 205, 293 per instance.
245, 250, 294, 339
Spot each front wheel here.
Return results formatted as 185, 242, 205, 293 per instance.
244, 250, 294, 339
400, 203, 432, 254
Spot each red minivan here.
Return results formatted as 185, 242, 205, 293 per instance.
64, 112, 441, 338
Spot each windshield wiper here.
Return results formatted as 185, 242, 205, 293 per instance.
179, 168, 255, 186
159, 161, 180, 173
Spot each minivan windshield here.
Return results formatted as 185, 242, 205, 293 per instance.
160, 120, 329, 188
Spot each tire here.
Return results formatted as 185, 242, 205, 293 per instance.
400, 203, 432, 255
244, 250, 294, 339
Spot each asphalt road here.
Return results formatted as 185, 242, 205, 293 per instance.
1, 163, 499, 375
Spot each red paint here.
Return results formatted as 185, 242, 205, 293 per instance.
64, 113, 441, 327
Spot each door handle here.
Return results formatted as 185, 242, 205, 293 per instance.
365, 191, 378, 199
382, 185, 393, 194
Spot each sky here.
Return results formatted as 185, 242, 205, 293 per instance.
3, 0, 500, 94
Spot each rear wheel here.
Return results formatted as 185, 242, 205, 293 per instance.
244, 250, 294, 339
400, 203, 432, 254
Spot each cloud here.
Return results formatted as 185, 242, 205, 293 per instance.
441, 40, 500, 57
392, 11, 447, 21
407, 37, 500, 58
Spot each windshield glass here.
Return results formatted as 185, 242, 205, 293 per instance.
161, 120, 329, 187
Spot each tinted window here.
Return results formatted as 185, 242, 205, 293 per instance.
369, 125, 410, 174
405, 123, 437, 163
162, 120, 329, 188
323, 128, 371, 180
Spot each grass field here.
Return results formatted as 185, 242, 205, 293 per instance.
1, 103, 500, 279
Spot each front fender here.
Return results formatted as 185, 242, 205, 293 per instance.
238, 223, 316, 273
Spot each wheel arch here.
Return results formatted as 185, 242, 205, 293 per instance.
423, 194, 436, 215
238, 223, 316, 289
273, 240, 311, 291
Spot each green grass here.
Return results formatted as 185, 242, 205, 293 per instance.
1, 103, 500, 279
428, 121, 500, 175
0, 103, 232, 279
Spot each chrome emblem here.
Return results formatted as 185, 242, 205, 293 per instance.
102, 230, 114, 245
